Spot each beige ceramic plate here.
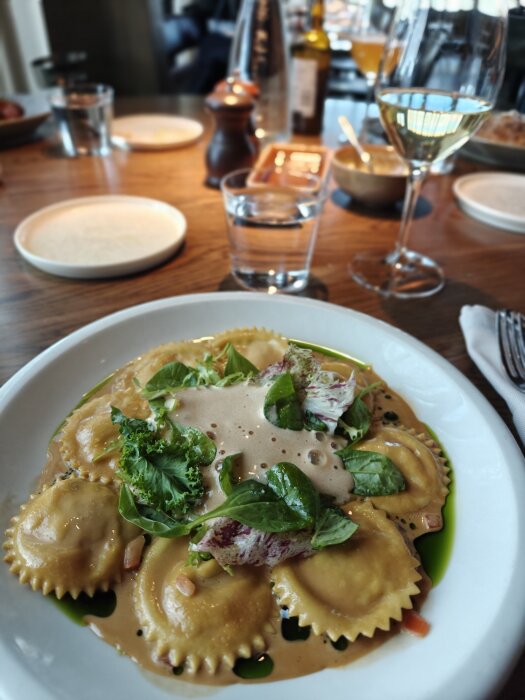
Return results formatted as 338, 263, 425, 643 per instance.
111, 114, 204, 151
14, 195, 187, 278
453, 172, 525, 234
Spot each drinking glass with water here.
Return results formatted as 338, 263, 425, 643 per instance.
50, 83, 113, 157
220, 168, 326, 294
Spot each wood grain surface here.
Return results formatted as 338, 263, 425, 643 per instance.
0, 94, 524, 697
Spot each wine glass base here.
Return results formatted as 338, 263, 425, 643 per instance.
350, 249, 445, 299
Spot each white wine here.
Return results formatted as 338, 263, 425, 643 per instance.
377, 89, 492, 164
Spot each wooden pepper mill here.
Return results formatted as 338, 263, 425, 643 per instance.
204, 77, 258, 189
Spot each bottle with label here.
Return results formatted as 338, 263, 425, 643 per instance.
228, 0, 290, 146
291, 0, 331, 136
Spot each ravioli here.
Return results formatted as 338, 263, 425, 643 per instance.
354, 426, 449, 535
272, 501, 422, 641
135, 537, 276, 673
4, 477, 140, 598
59, 388, 149, 483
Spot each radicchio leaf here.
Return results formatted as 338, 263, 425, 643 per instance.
190, 517, 314, 567
260, 345, 356, 434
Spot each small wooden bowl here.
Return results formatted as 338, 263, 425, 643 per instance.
332, 144, 409, 207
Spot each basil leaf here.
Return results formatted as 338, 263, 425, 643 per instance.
118, 485, 190, 537
266, 462, 319, 527
311, 506, 359, 549
120, 478, 306, 536
141, 344, 257, 400
336, 446, 405, 496
224, 343, 259, 378
338, 396, 371, 445
193, 480, 307, 532
263, 372, 303, 431
219, 453, 242, 495
141, 361, 199, 399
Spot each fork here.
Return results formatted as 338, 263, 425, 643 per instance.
497, 309, 525, 392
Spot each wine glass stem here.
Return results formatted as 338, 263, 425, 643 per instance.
393, 165, 428, 262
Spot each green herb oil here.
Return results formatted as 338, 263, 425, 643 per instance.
281, 615, 311, 641
50, 590, 116, 625
233, 654, 274, 679
414, 426, 455, 586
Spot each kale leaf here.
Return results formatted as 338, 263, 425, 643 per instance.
111, 407, 215, 517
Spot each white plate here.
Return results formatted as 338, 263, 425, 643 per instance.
111, 114, 204, 151
461, 111, 525, 170
13, 195, 187, 279
453, 172, 525, 234
462, 128, 525, 171
462, 136, 525, 171
1, 293, 524, 700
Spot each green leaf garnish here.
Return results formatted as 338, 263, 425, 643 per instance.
263, 372, 303, 431
337, 383, 382, 445
119, 459, 359, 552
266, 462, 319, 527
223, 343, 259, 378
112, 407, 214, 517
196, 479, 309, 532
118, 485, 189, 537
336, 446, 405, 496
219, 453, 242, 495
311, 506, 359, 548
140, 344, 258, 399
303, 409, 328, 432
338, 397, 371, 444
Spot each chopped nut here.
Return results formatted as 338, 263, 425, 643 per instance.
123, 535, 146, 570
422, 512, 442, 531
175, 574, 196, 597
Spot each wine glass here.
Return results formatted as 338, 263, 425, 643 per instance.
348, 0, 396, 142
350, 0, 508, 299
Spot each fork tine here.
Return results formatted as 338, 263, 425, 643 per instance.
508, 311, 525, 381
497, 310, 514, 377
510, 311, 525, 374
498, 309, 519, 383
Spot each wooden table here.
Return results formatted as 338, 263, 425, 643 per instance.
1, 95, 524, 697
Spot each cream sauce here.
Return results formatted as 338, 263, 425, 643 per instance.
169, 383, 353, 509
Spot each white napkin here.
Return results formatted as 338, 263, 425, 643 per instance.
459, 304, 525, 445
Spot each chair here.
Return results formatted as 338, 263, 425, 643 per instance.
41, 0, 204, 95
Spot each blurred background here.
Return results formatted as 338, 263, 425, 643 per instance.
0, 0, 523, 111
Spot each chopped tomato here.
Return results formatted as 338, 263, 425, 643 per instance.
402, 609, 430, 637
